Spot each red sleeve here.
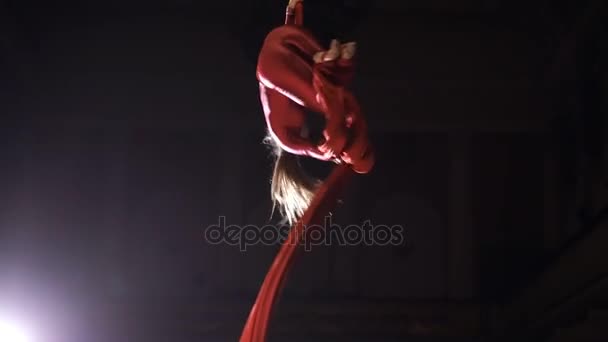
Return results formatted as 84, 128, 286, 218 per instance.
340, 91, 375, 173
311, 70, 349, 157
259, 83, 333, 161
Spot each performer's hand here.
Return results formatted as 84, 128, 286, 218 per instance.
305, 142, 336, 161
318, 132, 347, 159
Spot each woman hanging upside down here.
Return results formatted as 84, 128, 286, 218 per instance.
258, 0, 375, 225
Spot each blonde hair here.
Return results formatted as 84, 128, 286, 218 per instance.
264, 134, 320, 225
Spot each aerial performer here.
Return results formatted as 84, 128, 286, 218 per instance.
240, 0, 374, 340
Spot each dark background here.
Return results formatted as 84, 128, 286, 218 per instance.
1, 0, 607, 341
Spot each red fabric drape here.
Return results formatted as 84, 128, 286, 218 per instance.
239, 163, 353, 342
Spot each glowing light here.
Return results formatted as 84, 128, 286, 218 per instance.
0, 318, 31, 342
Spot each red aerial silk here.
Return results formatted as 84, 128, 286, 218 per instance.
240, 2, 373, 340
239, 163, 353, 342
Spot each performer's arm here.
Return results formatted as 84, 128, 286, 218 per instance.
285, 0, 303, 26
340, 91, 375, 173
313, 72, 349, 158
260, 84, 333, 160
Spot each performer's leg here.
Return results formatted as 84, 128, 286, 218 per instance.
314, 40, 356, 86
257, 25, 325, 113
258, 29, 354, 112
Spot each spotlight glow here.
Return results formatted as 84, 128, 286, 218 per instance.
0, 318, 31, 342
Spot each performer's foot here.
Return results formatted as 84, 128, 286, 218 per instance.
340, 42, 356, 60
313, 39, 340, 63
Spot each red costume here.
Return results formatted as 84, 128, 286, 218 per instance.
256, 0, 374, 173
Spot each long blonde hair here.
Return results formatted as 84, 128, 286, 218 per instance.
264, 134, 320, 225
